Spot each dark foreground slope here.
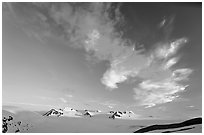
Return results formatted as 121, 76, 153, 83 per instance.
134, 117, 202, 133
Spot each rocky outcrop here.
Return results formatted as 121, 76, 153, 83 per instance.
108, 111, 135, 119
42, 109, 63, 117
2, 115, 32, 133
83, 111, 93, 117
109, 111, 122, 119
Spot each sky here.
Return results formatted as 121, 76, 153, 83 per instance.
2, 2, 202, 119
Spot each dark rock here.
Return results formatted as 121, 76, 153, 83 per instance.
8, 116, 13, 121
17, 121, 21, 125
2, 124, 8, 132
84, 112, 92, 117
15, 128, 20, 133
118, 111, 122, 114
109, 115, 115, 119
3, 117, 7, 123
110, 111, 114, 113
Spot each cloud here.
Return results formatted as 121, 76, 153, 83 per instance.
59, 97, 68, 103
101, 48, 147, 89
101, 68, 131, 89
5, 3, 193, 107
65, 94, 73, 98
163, 57, 179, 69
95, 32, 192, 107
132, 39, 193, 107
153, 38, 188, 59
6, 3, 135, 88
6, 3, 122, 48
108, 106, 113, 109
101, 37, 189, 90
6, 3, 141, 88
172, 68, 193, 82
133, 80, 188, 108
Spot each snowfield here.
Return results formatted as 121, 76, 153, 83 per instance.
2, 106, 202, 133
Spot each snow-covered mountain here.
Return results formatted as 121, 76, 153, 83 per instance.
63, 107, 82, 117
108, 111, 137, 119
42, 107, 105, 118
43, 107, 82, 117
43, 107, 138, 119
43, 109, 63, 117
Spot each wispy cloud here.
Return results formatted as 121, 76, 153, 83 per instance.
59, 97, 68, 103
6, 3, 123, 50
99, 37, 192, 107
133, 39, 193, 107
5, 3, 193, 108
101, 48, 146, 89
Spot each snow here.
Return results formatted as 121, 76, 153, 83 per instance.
2, 106, 201, 133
